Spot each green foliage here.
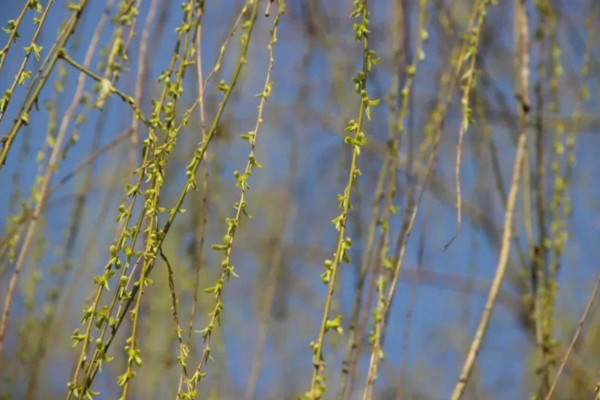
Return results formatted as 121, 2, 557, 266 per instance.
0, 1, 598, 400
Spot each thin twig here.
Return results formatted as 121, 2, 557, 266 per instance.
544, 269, 600, 399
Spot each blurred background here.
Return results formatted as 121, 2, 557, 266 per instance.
0, 0, 599, 399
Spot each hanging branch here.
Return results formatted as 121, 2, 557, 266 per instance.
449, 0, 530, 398
0, 0, 102, 369
0, 0, 89, 170
0, 0, 56, 125
65, 1, 202, 397
445, 0, 493, 250
303, 1, 380, 398
182, 2, 284, 397
361, 0, 430, 397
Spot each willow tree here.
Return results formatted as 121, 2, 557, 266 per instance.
0, 0, 599, 399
